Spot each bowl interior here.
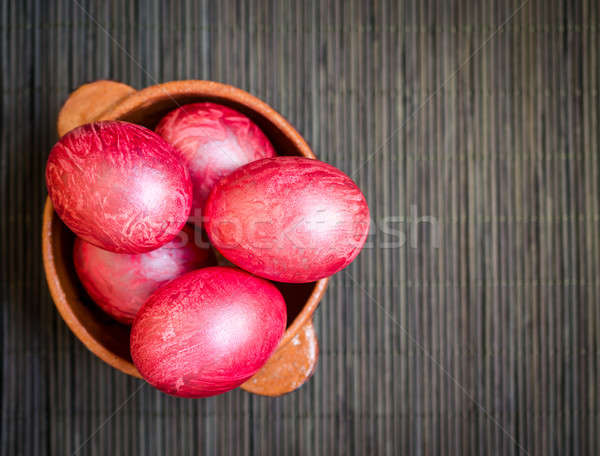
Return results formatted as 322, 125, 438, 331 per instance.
45, 86, 325, 376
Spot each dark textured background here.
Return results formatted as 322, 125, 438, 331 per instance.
1, 0, 599, 454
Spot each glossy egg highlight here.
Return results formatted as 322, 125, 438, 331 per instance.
73, 225, 215, 324
130, 267, 287, 397
204, 157, 370, 283
155, 102, 275, 215
46, 121, 193, 253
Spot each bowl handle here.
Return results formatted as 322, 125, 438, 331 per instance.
241, 319, 319, 396
57, 80, 136, 137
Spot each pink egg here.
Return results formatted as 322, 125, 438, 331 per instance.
73, 225, 215, 324
46, 121, 192, 253
130, 267, 287, 398
204, 157, 370, 283
155, 102, 275, 215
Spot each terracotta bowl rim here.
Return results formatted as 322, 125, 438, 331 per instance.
42, 79, 329, 377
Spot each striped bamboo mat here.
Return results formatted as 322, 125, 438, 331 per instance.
1, 0, 598, 454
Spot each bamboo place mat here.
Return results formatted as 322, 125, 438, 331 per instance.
1, 0, 599, 454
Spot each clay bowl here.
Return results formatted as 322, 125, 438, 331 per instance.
42, 80, 328, 396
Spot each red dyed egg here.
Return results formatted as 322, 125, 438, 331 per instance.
155, 102, 275, 215
130, 267, 287, 398
204, 157, 370, 283
46, 121, 192, 253
73, 225, 214, 324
